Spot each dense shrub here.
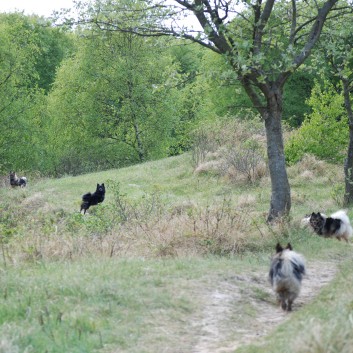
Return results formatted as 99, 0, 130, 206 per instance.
285, 81, 347, 165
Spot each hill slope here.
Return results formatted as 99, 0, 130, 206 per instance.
0, 153, 353, 352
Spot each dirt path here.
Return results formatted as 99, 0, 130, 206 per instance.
190, 260, 338, 353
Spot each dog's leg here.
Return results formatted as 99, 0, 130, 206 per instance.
281, 300, 287, 311
278, 292, 287, 310
287, 299, 293, 311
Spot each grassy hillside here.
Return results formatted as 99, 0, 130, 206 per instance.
0, 153, 353, 352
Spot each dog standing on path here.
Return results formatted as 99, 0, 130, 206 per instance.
80, 183, 105, 214
269, 243, 306, 311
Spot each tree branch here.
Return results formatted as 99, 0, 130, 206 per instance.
289, 0, 297, 44
278, 0, 339, 87
240, 76, 266, 116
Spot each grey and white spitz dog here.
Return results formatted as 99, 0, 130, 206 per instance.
269, 243, 306, 311
302, 210, 353, 242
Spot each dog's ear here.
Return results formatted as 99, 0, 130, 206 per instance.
275, 243, 283, 253
286, 243, 293, 251
102, 183, 105, 187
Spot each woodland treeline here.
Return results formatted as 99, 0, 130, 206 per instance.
0, 2, 352, 179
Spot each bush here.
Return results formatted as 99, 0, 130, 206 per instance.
191, 116, 268, 183
285, 80, 347, 165
222, 139, 267, 183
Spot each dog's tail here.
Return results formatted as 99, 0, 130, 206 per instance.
285, 250, 306, 281
271, 250, 305, 282
82, 192, 92, 202
80, 192, 92, 213
330, 210, 351, 225
330, 210, 353, 239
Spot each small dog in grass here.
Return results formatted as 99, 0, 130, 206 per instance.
269, 243, 306, 312
9, 171, 27, 188
303, 210, 353, 242
80, 183, 105, 214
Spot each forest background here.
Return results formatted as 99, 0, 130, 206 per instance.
1, 0, 353, 217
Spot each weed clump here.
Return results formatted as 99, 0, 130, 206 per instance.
191, 117, 268, 184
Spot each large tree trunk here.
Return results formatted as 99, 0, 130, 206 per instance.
264, 91, 291, 222
342, 79, 353, 205
242, 78, 291, 222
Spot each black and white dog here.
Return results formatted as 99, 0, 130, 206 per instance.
302, 210, 352, 242
269, 243, 306, 311
80, 183, 105, 214
9, 171, 27, 188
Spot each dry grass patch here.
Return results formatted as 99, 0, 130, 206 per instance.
287, 154, 332, 180
191, 118, 269, 184
2, 192, 276, 263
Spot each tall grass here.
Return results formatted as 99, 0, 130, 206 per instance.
2, 150, 343, 264
0, 144, 352, 352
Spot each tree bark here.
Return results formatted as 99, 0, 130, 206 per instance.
242, 78, 291, 222
343, 79, 353, 205
264, 91, 291, 222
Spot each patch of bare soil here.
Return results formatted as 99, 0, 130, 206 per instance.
189, 260, 337, 353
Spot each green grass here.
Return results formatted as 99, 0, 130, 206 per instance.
24, 154, 268, 212
0, 257, 262, 353
1, 152, 353, 352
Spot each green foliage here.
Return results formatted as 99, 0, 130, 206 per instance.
283, 69, 314, 127
46, 32, 183, 175
0, 13, 73, 174
30, 17, 75, 93
0, 13, 41, 172
171, 41, 314, 129
285, 81, 347, 165
186, 49, 254, 119
169, 43, 203, 82
0, 2, 345, 179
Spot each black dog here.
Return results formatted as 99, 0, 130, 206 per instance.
80, 183, 105, 214
9, 171, 27, 188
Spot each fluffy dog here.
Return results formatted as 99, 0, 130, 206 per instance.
80, 183, 105, 214
269, 243, 306, 311
307, 210, 352, 242
9, 171, 27, 188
